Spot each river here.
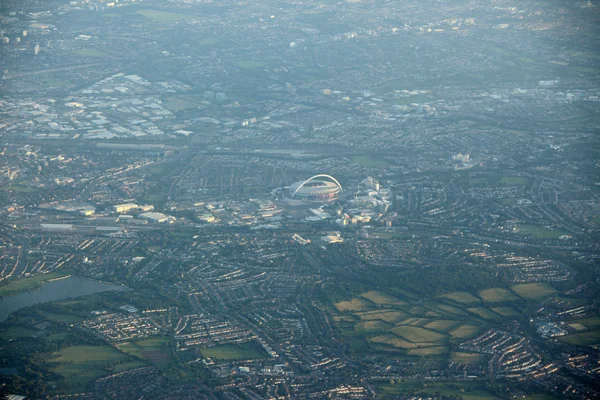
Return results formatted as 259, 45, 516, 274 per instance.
0, 276, 127, 322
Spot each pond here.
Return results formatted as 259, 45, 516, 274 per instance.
0, 276, 126, 322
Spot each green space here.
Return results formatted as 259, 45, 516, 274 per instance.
0, 326, 38, 340
511, 283, 556, 300
335, 297, 373, 312
479, 288, 518, 302
449, 324, 482, 339
559, 330, 600, 346
351, 155, 391, 168
0, 269, 74, 297
355, 320, 393, 334
408, 346, 449, 356
515, 224, 569, 239
199, 341, 268, 361
438, 291, 480, 304
50, 345, 127, 391
491, 307, 520, 318
570, 316, 600, 330
467, 307, 502, 321
235, 60, 267, 69
360, 290, 406, 306
424, 320, 460, 333
41, 312, 84, 325
376, 380, 501, 400
117, 337, 173, 368
73, 49, 108, 58
136, 9, 191, 22
391, 325, 447, 343
370, 334, 416, 349
452, 352, 484, 365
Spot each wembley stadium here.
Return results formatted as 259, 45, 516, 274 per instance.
288, 174, 343, 202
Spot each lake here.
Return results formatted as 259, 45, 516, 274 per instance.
0, 276, 126, 322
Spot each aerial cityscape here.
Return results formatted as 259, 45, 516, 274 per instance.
0, 0, 599, 399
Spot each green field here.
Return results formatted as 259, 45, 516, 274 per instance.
370, 334, 417, 349
515, 224, 568, 239
468, 307, 502, 321
424, 320, 460, 333
51, 345, 127, 391
391, 325, 447, 343
559, 330, 600, 346
511, 283, 556, 300
491, 307, 520, 318
351, 155, 391, 168
377, 381, 501, 400
199, 341, 268, 361
478, 288, 518, 302
570, 316, 600, 330
136, 9, 192, 22
0, 326, 38, 340
73, 49, 108, 58
0, 269, 74, 296
335, 297, 373, 312
118, 337, 173, 368
360, 291, 406, 306
449, 324, 482, 339
452, 352, 484, 365
355, 320, 393, 334
439, 291, 480, 304
408, 346, 449, 356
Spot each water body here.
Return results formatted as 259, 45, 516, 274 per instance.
0, 276, 126, 322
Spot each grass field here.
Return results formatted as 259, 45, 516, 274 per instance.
335, 298, 372, 312
515, 224, 568, 239
568, 316, 600, 330
559, 330, 600, 346
199, 341, 268, 361
439, 291, 480, 304
136, 9, 191, 22
0, 269, 74, 296
468, 307, 502, 321
424, 320, 460, 333
408, 346, 449, 356
0, 326, 38, 340
370, 334, 417, 349
360, 310, 406, 323
491, 307, 520, 318
478, 288, 518, 302
436, 304, 468, 316
73, 49, 108, 58
452, 352, 484, 365
118, 337, 173, 368
376, 381, 501, 400
355, 320, 393, 334
511, 283, 556, 300
391, 325, 447, 343
351, 155, 390, 168
51, 345, 127, 391
449, 325, 482, 339
360, 290, 406, 306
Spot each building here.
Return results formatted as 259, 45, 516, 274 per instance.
139, 212, 171, 223
113, 203, 138, 213
288, 174, 343, 202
